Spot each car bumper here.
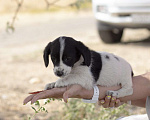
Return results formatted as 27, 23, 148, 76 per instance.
95, 13, 150, 28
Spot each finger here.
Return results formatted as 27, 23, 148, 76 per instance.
115, 99, 124, 107
98, 99, 105, 106
63, 92, 69, 103
109, 97, 116, 107
23, 94, 36, 105
102, 96, 111, 108
115, 99, 120, 107
23, 90, 48, 105
31, 87, 66, 104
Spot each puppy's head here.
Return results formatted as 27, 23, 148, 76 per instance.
43, 36, 91, 77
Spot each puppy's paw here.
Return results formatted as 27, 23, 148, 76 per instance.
106, 90, 118, 97
44, 82, 56, 90
55, 80, 67, 88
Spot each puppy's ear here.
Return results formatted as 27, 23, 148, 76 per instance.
76, 41, 91, 66
43, 42, 51, 67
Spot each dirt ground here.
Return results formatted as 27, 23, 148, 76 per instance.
0, 11, 150, 119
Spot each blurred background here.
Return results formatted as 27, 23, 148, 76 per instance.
0, 0, 150, 119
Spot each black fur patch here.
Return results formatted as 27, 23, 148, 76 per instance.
90, 51, 102, 82
105, 55, 110, 60
114, 56, 119, 61
50, 38, 61, 67
63, 37, 81, 67
43, 39, 60, 67
131, 71, 134, 77
44, 36, 91, 68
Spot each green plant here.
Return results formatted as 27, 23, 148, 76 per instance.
28, 99, 49, 120
28, 98, 130, 120
55, 99, 130, 120
28, 98, 62, 120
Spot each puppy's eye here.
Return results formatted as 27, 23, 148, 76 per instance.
64, 57, 71, 62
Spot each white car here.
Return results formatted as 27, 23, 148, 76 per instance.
92, 0, 150, 43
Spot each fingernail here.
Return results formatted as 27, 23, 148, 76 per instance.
107, 96, 111, 99
116, 100, 119, 103
23, 103, 26, 105
112, 98, 115, 101
64, 99, 68, 103
101, 101, 105, 104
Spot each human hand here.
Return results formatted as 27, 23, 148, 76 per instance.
98, 96, 124, 108
23, 84, 94, 105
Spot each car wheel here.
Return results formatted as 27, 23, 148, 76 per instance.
98, 29, 123, 43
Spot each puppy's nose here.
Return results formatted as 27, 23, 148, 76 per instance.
56, 71, 63, 77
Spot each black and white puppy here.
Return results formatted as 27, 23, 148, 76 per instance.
43, 36, 133, 98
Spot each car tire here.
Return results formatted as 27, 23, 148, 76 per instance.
98, 29, 123, 43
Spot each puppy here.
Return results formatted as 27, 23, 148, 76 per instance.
43, 36, 133, 98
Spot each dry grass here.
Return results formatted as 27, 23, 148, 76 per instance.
0, 0, 91, 14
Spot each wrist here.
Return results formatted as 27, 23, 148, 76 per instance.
80, 85, 121, 100
80, 88, 94, 99
82, 86, 99, 103
80, 86, 108, 100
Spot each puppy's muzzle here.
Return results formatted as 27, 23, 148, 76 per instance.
55, 70, 64, 77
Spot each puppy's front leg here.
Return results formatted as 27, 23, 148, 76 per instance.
54, 78, 67, 88
44, 77, 73, 90
44, 82, 56, 90
55, 74, 93, 90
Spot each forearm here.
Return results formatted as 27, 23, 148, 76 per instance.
131, 98, 147, 107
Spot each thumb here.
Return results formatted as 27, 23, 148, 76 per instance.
63, 89, 75, 103
63, 91, 69, 103
63, 84, 82, 103
63, 85, 81, 103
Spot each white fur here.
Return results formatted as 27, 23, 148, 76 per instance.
55, 65, 94, 90
96, 52, 133, 98
55, 56, 94, 90
45, 56, 94, 90
59, 37, 65, 59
